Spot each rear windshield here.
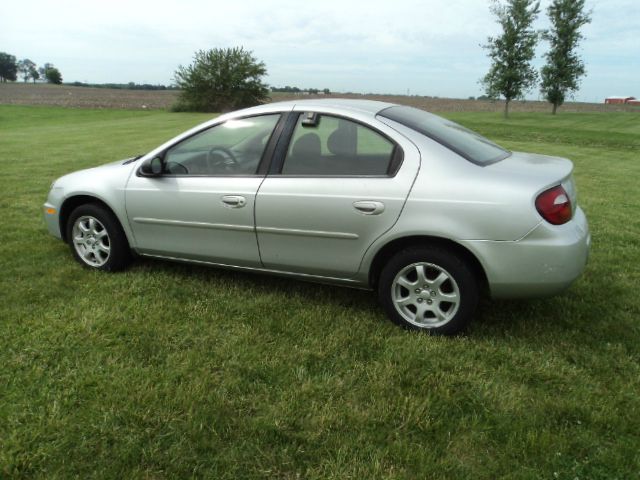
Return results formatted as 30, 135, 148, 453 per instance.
378, 106, 510, 165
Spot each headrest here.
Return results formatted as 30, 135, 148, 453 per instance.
327, 120, 357, 157
291, 132, 321, 158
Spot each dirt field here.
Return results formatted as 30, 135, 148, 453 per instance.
0, 83, 179, 110
0, 82, 635, 113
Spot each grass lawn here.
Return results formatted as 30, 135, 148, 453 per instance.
1, 105, 639, 479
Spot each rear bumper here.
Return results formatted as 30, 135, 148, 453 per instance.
462, 207, 590, 298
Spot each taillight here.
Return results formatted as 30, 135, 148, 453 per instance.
535, 185, 572, 225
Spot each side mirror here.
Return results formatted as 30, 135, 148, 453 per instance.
139, 156, 164, 177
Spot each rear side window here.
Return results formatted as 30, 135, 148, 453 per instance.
281, 114, 398, 176
378, 106, 510, 165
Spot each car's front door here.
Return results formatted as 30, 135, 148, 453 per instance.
125, 113, 282, 267
255, 111, 420, 278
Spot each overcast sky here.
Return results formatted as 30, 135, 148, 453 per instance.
1, 0, 638, 102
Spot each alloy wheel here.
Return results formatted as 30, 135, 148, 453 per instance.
391, 262, 460, 328
72, 215, 111, 267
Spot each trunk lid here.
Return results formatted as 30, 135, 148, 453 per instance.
490, 151, 573, 182
488, 151, 578, 214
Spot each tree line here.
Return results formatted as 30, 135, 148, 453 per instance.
271, 86, 331, 94
68, 82, 179, 91
482, 0, 591, 116
0, 53, 63, 84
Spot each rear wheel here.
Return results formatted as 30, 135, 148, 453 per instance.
66, 204, 132, 271
378, 246, 479, 335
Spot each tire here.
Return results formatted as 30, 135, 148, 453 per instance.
66, 203, 132, 272
378, 246, 479, 335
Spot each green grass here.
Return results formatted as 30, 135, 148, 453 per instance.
1, 105, 639, 479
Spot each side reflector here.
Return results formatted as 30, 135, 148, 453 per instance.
46, 208, 57, 215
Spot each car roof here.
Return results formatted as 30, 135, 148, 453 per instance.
260, 98, 398, 116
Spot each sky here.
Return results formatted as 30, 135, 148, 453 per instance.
1, 0, 638, 102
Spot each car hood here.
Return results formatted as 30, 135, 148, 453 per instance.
53, 158, 135, 190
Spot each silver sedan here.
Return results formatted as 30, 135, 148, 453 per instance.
44, 99, 590, 334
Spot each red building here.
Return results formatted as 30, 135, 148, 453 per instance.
604, 96, 636, 104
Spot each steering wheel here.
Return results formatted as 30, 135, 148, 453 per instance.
207, 146, 239, 173
165, 161, 188, 174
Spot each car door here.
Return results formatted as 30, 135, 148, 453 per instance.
255, 109, 420, 278
125, 113, 282, 267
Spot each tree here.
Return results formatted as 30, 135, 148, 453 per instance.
482, 0, 541, 118
45, 67, 63, 84
174, 47, 269, 112
540, 0, 591, 114
29, 65, 40, 83
17, 59, 37, 82
0, 52, 18, 82
38, 63, 53, 79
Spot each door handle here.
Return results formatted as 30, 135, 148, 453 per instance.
353, 201, 385, 215
221, 195, 247, 208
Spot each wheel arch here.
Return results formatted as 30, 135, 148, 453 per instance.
368, 235, 489, 293
59, 195, 125, 243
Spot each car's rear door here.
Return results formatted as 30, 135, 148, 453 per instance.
254, 108, 420, 278
125, 113, 284, 267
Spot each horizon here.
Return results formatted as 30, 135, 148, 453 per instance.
6, 82, 635, 107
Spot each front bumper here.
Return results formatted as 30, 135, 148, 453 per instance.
462, 207, 591, 298
43, 186, 64, 240
43, 202, 62, 239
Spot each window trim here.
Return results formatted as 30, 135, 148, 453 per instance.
136, 112, 286, 178
268, 112, 300, 175
270, 112, 405, 178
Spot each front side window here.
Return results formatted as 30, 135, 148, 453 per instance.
281, 114, 396, 176
163, 114, 280, 175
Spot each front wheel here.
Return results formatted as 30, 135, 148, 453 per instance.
66, 204, 132, 271
378, 246, 479, 335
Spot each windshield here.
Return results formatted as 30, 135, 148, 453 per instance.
378, 106, 510, 165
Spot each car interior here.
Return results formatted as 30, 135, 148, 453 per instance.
163, 123, 275, 175
282, 116, 395, 176
161, 113, 396, 177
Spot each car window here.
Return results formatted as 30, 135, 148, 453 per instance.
281, 114, 395, 176
163, 114, 280, 175
378, 106, 510, 165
